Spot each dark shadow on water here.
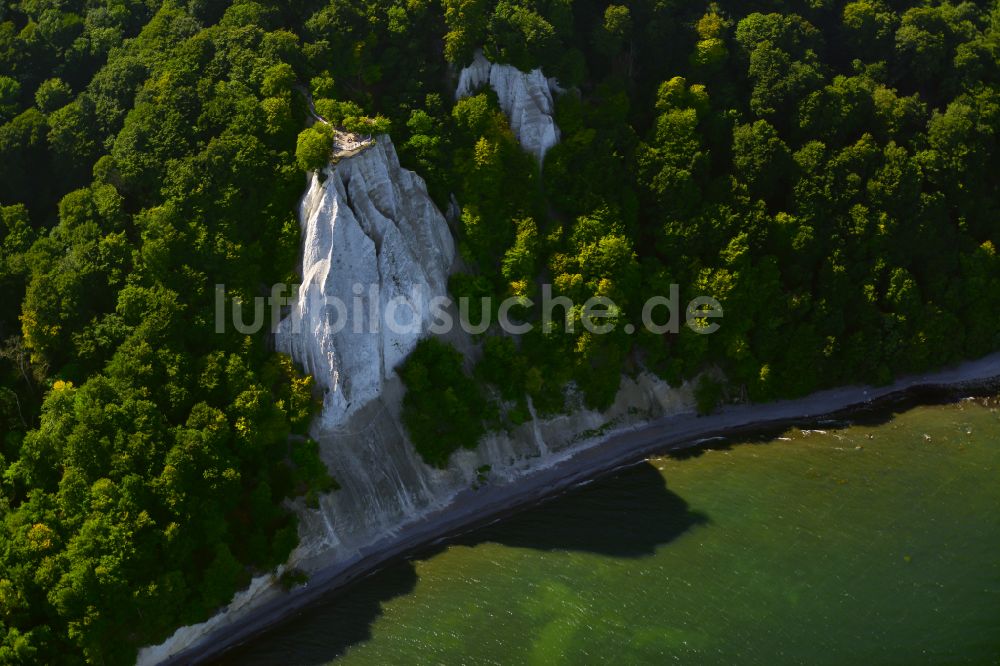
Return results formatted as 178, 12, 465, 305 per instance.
449, 461, 707, 557
212, 462, 705, 666
214, 563, 419, 666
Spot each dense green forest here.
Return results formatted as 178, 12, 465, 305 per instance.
0, 0, 998, 661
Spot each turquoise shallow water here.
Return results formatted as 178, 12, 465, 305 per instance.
221, 398, 1000, 665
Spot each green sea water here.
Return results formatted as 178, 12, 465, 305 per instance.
222, 398, 1000, 665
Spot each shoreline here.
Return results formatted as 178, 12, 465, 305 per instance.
155, 352, 1000, 665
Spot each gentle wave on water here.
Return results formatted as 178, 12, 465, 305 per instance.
219, 397, 1000, 665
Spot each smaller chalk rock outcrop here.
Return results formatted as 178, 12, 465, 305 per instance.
275, 137, 456, 429
455, 50, 561, 163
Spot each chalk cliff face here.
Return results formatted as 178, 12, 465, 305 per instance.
274, 138, 455, 429
455, 50, 561, 163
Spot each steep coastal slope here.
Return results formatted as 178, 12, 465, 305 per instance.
139, 135, 693, 664
455, 50, 562, 162
279, 136, 694, 562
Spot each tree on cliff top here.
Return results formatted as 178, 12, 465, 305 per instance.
296, 123, 334, 172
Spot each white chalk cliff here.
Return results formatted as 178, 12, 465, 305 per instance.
455, 50, 562, 163
274, 138, 455, 429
